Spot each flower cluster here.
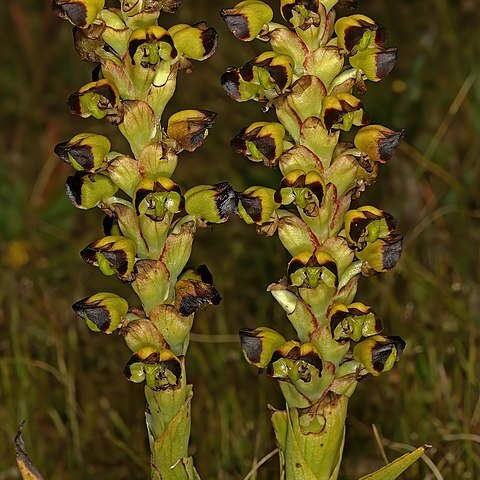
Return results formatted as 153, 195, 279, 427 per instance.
53, 1, 219, 477
221, 0, 407, 478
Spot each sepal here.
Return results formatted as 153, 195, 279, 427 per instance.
350, 47, 397, 82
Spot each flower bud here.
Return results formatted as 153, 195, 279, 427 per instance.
120, 0, 161, 29
72, 292, 128, 333
52, 0, 105, 29
169, 22, 218, 61
231, 122, 285, 165
123, 347, 182, 390
184, 183, 237, 224
354, 124, 403, 163
167, 109, 216, 152
132, 259, 170, 314
304, 47, 344, 89
106, 155, 141, 197
160, 219, 196, 281
81, 235, 137, 281
329, 302, 382, 341
239, 327, 286, 368
349, 47, 397, 82
68, 79, 122, 124
335, 14, 386, 54
277, 212, 319, 256
55, 133, 110, 172
221, 1, 273, 42
353, 335, 405, 376
65, 172, 118, 209
237, 186, 280, 225
320, 93, 369, 132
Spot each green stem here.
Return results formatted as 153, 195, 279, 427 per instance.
145, 361, 199, 480
272, 393, 349, 480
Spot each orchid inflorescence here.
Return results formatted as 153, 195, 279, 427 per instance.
41, 0, 427, 479
218, 0, 427, 478
52, 0, 221, 478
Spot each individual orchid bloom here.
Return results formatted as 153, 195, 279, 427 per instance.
334, 14, 386, 55
355, 124, 404, 163
133, 177, 183, 218
184, 183, 238, 224
237, 186, 280, 225
166, 109, 216, 152
68, 79, 122, 123
169, 22, 218, 61
81, 235, 137, 281
287, 249, 338, 289
65, 172, 118, 209
221, 0, 274, 42
72, 292, 129, 333
54, 133, 111, 172
239, 327, 287, 368
231, 121, 286, 165
350, 46, 398, 82
353, 335, 406, 376
123, 347, 183, 389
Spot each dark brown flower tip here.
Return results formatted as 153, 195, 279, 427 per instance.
174, 265, 221, 316
220, 69, 242, 101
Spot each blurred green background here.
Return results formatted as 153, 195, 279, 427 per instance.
1, 0, 479, 479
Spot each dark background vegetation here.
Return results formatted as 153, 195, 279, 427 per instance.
1, 0, 479, 479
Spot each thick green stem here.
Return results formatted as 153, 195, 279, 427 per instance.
272, 394, 348, 480
145, 361, 199, 480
